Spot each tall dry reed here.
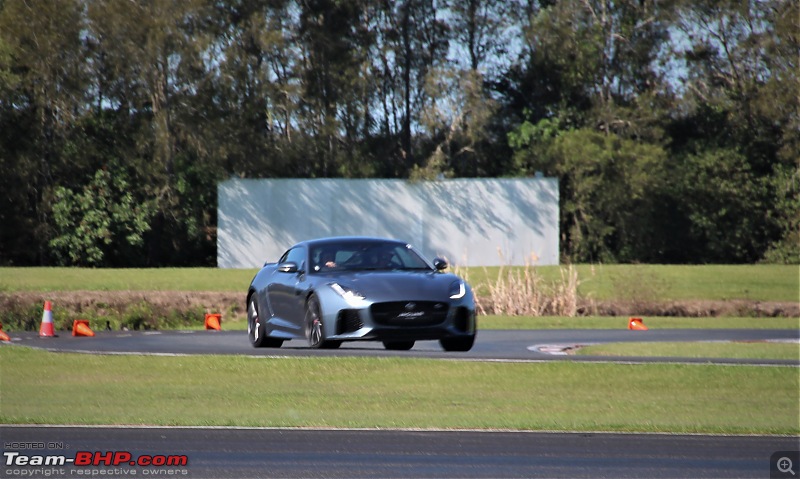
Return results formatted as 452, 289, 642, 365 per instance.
452, 250, 582, 317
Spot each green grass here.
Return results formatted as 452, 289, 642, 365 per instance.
1, 346, 797, 435
0, 267, 255, 293
462, 264, 800, 302
2, 264, 798, 302
575, 342, 800, 360
2, 265, 796, 436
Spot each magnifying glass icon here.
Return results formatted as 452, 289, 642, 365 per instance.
778, 457, 796, 476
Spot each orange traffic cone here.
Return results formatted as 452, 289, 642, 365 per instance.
39, 301, 56, 337
204, 313, 221, 331
628, 317, 648, 331
0, 323, 10, 342
72, 320, 95, 337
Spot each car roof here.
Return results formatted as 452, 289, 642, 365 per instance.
299, 236, 409, 249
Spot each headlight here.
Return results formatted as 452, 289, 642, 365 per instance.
330, 282, 367, 306
449, 280, 466, 299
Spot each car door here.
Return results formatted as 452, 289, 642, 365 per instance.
282, 246, 308, 327
267, 246, 307, 329
266, 249, 291, 320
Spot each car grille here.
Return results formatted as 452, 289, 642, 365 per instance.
370, 301, 449, 327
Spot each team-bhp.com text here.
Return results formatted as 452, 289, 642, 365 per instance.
4, 451, 188, 476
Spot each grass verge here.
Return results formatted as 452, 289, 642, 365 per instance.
575, 342, 800, 360
2, 265, 797, 302
1, 346, 797, 435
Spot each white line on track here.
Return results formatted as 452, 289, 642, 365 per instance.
0, 423, 793, 438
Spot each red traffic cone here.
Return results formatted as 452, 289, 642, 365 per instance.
39, 301, 56, 337
204, 313, 221, 331
72, 319, 95, 337
628, 317, 648, 331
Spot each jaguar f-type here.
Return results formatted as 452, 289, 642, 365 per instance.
246, 237, 476, 351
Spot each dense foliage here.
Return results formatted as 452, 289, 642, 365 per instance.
1, 0, 797, 266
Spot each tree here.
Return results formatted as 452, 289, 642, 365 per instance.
509, 0, 674, 137
0, 0, 88, 264
448, 0, 516, 74
510, 119, 667, 262
49, 168, 153, 266
295, 0, 379, 176
415, 68, 497, 179
0, 0, 796, 266
668, 0, 799, 262
86, 0, 219, 265
206, 0, 300, 177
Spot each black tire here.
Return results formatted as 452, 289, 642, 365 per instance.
305, 295, 341, 349
439, 335, 475, 352
248, 295, 283, 348
383, 340, 415, 351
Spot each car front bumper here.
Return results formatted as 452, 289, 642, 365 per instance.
328, 304, 476, 342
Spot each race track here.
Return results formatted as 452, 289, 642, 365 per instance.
4, 328, 799, 365
2, 425, 798, 479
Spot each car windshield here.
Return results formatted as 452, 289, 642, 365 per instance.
309, 241, 432, 273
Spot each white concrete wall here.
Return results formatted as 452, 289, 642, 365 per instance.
217, 178, 559, 268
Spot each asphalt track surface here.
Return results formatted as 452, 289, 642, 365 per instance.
2, 425, 799, 478
5, 328, 800, 365
4, 330, 798, 478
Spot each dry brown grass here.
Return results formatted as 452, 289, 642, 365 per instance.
454, 251, 583, 317
0, 291, 245, 331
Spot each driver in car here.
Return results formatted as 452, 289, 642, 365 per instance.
314, 248, 337, 271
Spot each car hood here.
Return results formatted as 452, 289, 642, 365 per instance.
324, 270, 460, 302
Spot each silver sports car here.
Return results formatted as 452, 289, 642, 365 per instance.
246, 237, 476, 351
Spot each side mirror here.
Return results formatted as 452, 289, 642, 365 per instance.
433, 258, 448, 271
278, 261, 299, 273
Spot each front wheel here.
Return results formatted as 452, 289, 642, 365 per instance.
439, 335, 475, 352
248, 295, 283, 348
305, 295, 341, 349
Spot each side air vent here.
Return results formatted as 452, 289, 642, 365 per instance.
336, 310, 363, 334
